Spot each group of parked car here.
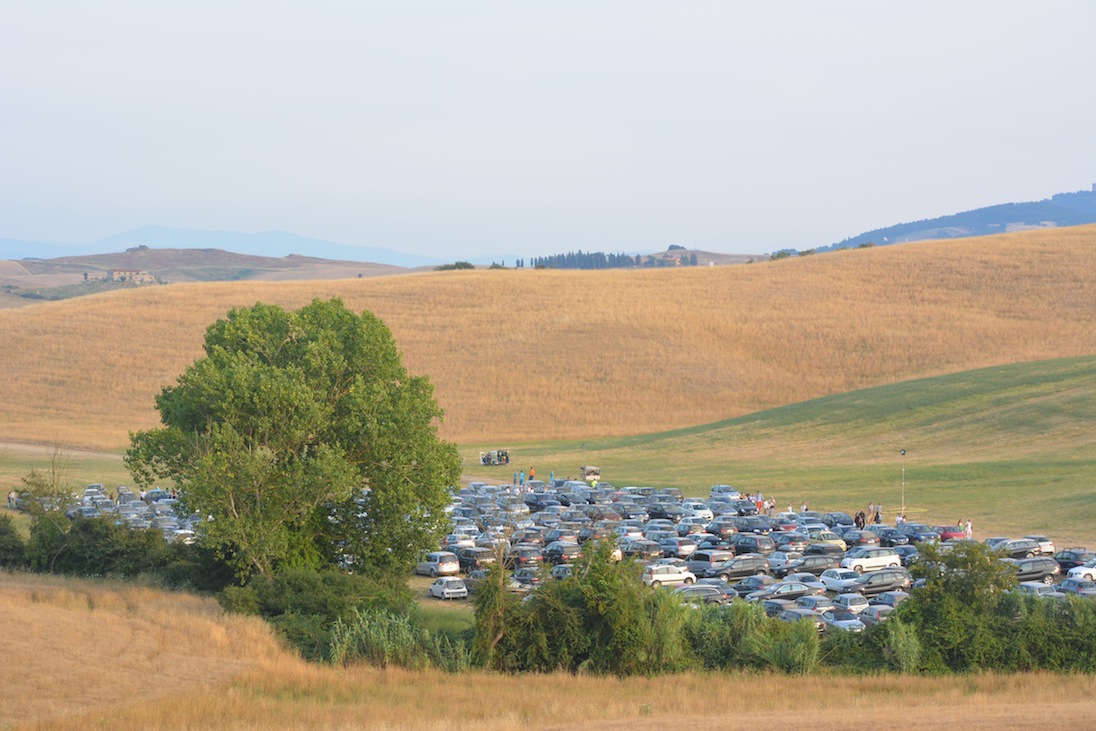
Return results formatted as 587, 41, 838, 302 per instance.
418, 479, 1096, 630
16, 483, 199, 545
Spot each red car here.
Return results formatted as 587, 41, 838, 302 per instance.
934, 525, 966, 541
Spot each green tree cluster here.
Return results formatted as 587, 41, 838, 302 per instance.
126, 298, 460, 581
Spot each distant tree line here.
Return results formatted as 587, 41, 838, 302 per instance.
519, 250, 699, 270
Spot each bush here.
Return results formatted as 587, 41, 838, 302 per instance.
26, 514, 172, 577
218, 568, 413, 661
0, 513, 26, 568
329, 608, 470, 671
474, 541, 697, 675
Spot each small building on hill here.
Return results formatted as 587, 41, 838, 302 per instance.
108, 269, 157, 285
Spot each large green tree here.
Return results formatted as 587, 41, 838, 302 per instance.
126, 298, 460, 579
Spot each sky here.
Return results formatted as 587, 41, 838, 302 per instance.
2, 1, 1095, 259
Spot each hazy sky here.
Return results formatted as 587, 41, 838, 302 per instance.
3, 2, 1094, 258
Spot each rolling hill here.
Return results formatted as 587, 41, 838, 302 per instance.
0, 224, 1092, 452
828, 185, 1096, 250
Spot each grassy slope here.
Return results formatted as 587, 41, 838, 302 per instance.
6, 571, 1096, 731
0, 224, 1093, 451
2, 356, 1092, 543
472, 356, 1096, 545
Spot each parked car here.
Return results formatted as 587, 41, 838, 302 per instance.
894, 545, 921, 567
544, 541, 583, 565
429, 577, 468, 600
687, 549, 737, 577
775, 553, 840, 578
732, 574, 776, 597
820, 512, 855, 530
731, 533, 776, 555
896, 522, 939, 544
415, 551, 460, 577
643, 564, 696, 588
765, 551, 803, 575
840, 546, 901, 574
994, 538, 1042, 559
871, 590, 911, 609
1067, 559, 1096, 582
820, 568, 864, 593
733, 516, 774, 535
511, 567, 543, 590
681, 501, 714, 522
847, 568, 912, 596
1053, 548, 1095, 572
777, 607, 826, 633
832, 592, 870, 614
933, 525, 966, 541
455, 546, 497, 573
840, 529, 881, 547
504, 544, 545, 569
619, 538, 661, 561
1001, 556, 1060, 584
729, 499, 759, 516
675, 584, 728, 605
859, 605, 894, 627
873, 526, 911, 547
660, 537, 699, 559
746, 580, 825, 603
694, 578, 736, 602
807, 530, 848, 551
711, 554, 771, 582
1015, 581, 1067, 600
1024, 535, 1056, 556
1056, 578, 1096, 597
821, 609, 866, 632
795, 594, 836, 614
772, 532, 810, 553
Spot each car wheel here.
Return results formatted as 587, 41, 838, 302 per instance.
430, 568, 438, 577
854, 565, 864, 574
1043, 575, 1055, 585
756, 570, 767, 576
684, 577, 694, 584
651, 580, 661, 587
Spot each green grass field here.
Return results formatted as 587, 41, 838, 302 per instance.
4, 355, 1093, 548
463, 355, 1096, 546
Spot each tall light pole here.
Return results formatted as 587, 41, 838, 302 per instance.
900, 449, 906, 514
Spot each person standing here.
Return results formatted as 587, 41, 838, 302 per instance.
965, 519, 973, 539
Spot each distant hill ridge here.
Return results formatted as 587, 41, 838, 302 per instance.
828, 185, 1096, 250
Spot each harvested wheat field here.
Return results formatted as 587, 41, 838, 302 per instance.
0, 225, 1094, 451
4, 572, 1096, 731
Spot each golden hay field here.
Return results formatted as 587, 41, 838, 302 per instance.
5, 570, 1096, 731
0, 225, 1094, 451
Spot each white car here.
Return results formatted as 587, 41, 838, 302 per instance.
429, 577, 468, 600
1068, 559, 1096, 582
820, 568, 864, 593
642, 564, 696, 588
681, 501, 714, 522
840, 547, 901, 574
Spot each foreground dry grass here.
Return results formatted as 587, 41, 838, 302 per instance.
5, 572, 1096, 731
1, 225, 1094, 450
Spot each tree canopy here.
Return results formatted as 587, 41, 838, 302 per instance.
126, 298, 460, 580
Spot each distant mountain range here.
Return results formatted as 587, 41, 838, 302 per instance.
0, 227, 483, 269
3, 184, 1095, 266
825, 185, 1096, 251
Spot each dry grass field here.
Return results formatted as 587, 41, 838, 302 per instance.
5, 570, 1096, 731
0, 225, 1093, 452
